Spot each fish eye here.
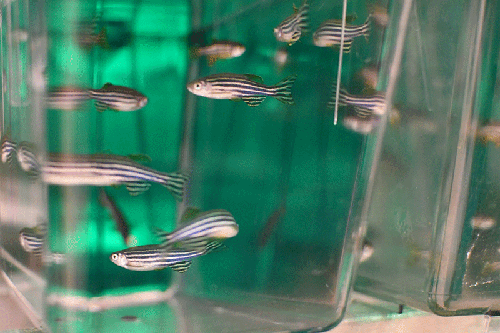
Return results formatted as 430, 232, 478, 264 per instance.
194, 83, 202, 90
111, 254, 118, 261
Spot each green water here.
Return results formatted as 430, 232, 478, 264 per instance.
12, 0, 383, 331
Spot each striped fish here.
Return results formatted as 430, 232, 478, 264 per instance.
15, 142, 188, 200
274, 1, 309, 45
110, 241, 222, 272
187, 73, 297, 106
328, 83, 386, 117
191, 40, 246, 66
47, 86, 91, 111
313, 15, 370, 52
1, 137, 17, 164
155, 209, 238, 249
88, 83, 148, 112
19, 225, 46, 254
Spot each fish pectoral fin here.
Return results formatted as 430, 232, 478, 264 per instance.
243, 74, 264, 84
293, 3, 298, 13
242, 96, 266, 106
169, 261, 192, 273
207, 56, 218, 66
124, 181, 151, 195
95, 101, 108, 112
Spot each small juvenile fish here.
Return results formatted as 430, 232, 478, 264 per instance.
47, 86, 91, 111
328, 83, 386, 117
110, 241, 222, 272
257, 204, 286, 248
274, 1, 309, 45
88, 83, 148, 112
187, 73, 297, 106
15, 142, 188, 200
313, 16, 370, 52
477, 122, 500, 146
155, 209, 238, 249
191, 40, 246, 66
19, 225, 45, 254
274, 47, 289, 72
99, 189, 131, 245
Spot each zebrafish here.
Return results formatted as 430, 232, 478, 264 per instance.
477, 122, 500, 146
88, 83, 148, 112
47, 86, 91, 111
99, 189, 131, 245
155, 209, 238, 249
313, 16, 370, 52
328, 83, 386, 117
187, 73, 297, 106
191, 40, 246, 66
110, 241, 222, 272
19, 226, 45, 254
274, 1, 309, 45
1, 136, 17, 164
15, 142, 188, 200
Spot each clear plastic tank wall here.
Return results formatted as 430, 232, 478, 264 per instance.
0, 0, 47, 328
354, 0, 500, 315
175, 0, 388, 332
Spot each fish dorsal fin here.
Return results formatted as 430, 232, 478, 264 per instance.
293, 3, 298, 13
103, 82, 113, 89
244, 74, 264, 84
127, 154, 152, 164
153, 227, 171, 241
169, 261, 191, 273
181, 207, 202, 223
332, 14, 358, 25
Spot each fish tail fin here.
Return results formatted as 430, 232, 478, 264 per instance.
273, 74, 297, 105
299, 1, 310, 32
97, 27, 110, 49
362, 15, 371, 40
327, 82, 349, 109
162, 172, 189, 201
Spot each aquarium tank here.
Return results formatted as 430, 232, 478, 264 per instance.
2, 0, 500, 332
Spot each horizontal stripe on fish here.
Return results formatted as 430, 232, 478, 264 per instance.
156, 209, 238, 248
88, 83, 148, 112
274, 1, 309, 45
313, 16, 370, 52
46, 87, 90, 111
19, 226, 45, 253
187, 73, 296, 106
328, 83, 386, 117
15, 142, 188, 200
1, 137, 17, 164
